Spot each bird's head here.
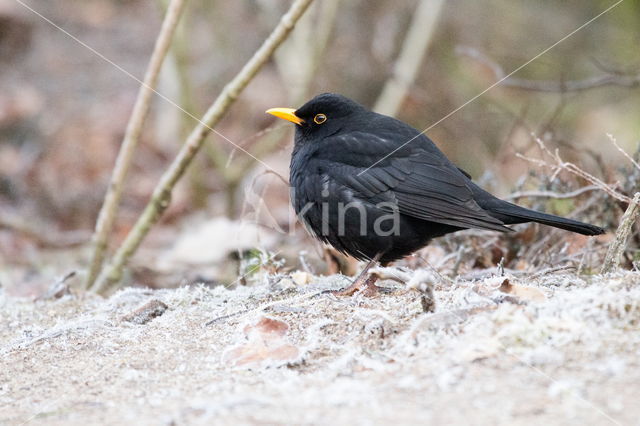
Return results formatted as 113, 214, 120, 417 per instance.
266, 93, 365, 140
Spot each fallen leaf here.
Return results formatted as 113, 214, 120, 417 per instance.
223, 343, 299, 367
243, 317, 289, 339
499, 279, 546, 302
223, 316, 300, 367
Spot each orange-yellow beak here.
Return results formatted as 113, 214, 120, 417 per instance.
266, 107, 304, 125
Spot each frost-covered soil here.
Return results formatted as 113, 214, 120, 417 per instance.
1, 270, 639, 425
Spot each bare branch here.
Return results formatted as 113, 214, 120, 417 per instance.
608, 133, 640, 172
457, 46, 640, 93
274, 0, 341, 105
506, 185, 600, 200
516, 134, 631, 203
91, 0, 315, 294
85, 0, 188, 289
374, 0, 445, 116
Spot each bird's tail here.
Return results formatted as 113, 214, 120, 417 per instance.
487, 201, 605, 236
466, 182, 605, 236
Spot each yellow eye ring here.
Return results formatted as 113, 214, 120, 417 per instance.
314, 114, 327, 124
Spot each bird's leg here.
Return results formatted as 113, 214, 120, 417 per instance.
333, 253, 384, 297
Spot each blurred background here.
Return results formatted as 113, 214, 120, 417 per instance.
1, 0, 638, 295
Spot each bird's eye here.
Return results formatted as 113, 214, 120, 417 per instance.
313, 114, 327, 124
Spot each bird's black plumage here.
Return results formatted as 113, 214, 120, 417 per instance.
271, 93, 605, 264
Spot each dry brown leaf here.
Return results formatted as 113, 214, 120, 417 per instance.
223, 316, 300, 367
223, 342, 299, 367
243, 317, 289, 339
499, 279, 546, 302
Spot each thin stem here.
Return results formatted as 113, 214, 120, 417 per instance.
374, 0, 445, 116
457, 45, 640, 93
91, 0, 315, 294
84, 0, 188, 289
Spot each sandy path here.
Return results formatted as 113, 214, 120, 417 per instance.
2, 271, 639, 425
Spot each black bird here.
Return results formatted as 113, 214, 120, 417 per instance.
267, 93, 605, 295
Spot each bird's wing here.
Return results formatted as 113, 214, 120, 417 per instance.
311, 131, 510, 232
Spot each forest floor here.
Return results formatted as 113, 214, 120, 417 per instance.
2, 269, 639, 425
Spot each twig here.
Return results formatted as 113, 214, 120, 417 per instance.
374, 0, 445, 116
601, 192, 640, 273
85, 0, 188, 289
457, 46, 640, 93
38, 271, 77, 300
157, 0, 215, 209
228, 0, 339, 198
273, 0, 341, 105
212, 0, 339, 207
222, 124, 290, 192
91, 0, 315, 294
506, 185, 600, 200
528, 264, 576, 279
309, 0, 341, 88
516, 134, 631, 203
607, 133, 640, 172
205, 288, 328, 326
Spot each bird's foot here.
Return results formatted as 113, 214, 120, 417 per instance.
332, 273, 382, 297
364, 266, 437, 311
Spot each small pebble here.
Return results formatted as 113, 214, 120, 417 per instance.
122, 300, 169, 325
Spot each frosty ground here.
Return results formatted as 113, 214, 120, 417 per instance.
2, 270, 639, 425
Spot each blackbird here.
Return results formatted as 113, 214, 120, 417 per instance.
267, 93, 605, 295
